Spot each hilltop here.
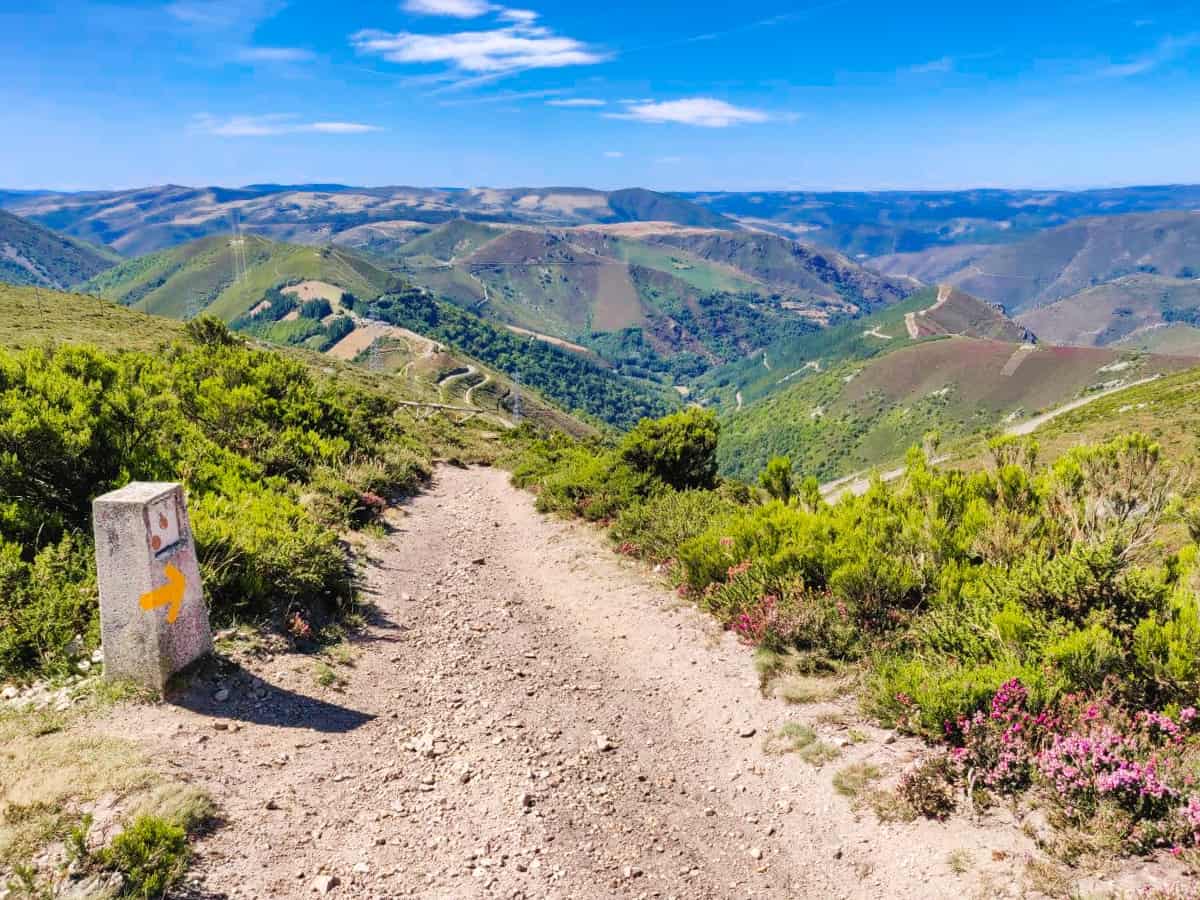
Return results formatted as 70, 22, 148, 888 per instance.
0, 209, 118, 289
705, 285, 1194, 481
83, 234, 397, 321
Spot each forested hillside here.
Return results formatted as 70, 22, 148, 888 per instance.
0, 209, 118, 289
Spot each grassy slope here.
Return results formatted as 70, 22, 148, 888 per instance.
85, 235, 394, 322
875, 211, 1200, 313
718, 323, 1197, 482
701, 288, 939, 408
0, 283, 590, 439
939, 363, 1200, 470
1017, 274, 1200, 352
0, 209, 120, 289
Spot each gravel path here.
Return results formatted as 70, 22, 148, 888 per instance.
98, 466, 1058, 899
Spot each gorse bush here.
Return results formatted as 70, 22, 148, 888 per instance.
0, 319, 439, 678
617, 408, 720, 491
508, 418, 1200, 854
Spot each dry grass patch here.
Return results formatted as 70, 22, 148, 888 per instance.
947, 848, 973, 875
0, 699, 211, 877
762, 722, 841, 766
0, 711, 157, 867
1021, 855, 1073, 898
774, 673, 845, 705
832, 762, 882, 801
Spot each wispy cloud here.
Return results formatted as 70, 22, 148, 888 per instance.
191, 114, 381, 136
352, 18, 607, 75
235, 46, 314, 63
437, 88, 567, 105
403, 0, 494, 17
547, 98, 606, 107
166, 0, 283, 30
401, 0, 542, 24
1095, 33, 1200, 78
609, 97, 769, 128
904, 55, 954, 74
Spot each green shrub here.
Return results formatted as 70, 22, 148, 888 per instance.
618, 407, 719, 491
758, 456, 793, 504
192, 488, 352, 622
1043, 622, 1124, 692
610, 489, 740, 562
0, 535, 97, 675
869, 656, 1047, 737
1132, 579, 1200, 699
99, 816, 189, 900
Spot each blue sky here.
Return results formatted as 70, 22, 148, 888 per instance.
2, 0, 1199, 191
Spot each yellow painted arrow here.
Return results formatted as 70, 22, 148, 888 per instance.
139, 563, 186, 624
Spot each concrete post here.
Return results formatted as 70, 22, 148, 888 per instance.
92, 482, 211, 691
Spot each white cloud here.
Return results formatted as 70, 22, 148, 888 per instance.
603, 150, 623, 158
236, 46, 315, 62
1095, 33, 1200, 78
352, 18, 605, 75
547, 98, 606, 107
191, 114, 381, 136
309, 121, 382, 133
401, 0, 540, 22
499, 8, 538, 23
610, 97, 769, 128
904, 56, 954, 74
403, 0, 494, 17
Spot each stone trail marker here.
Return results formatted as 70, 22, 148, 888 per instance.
92, 482, 211, 691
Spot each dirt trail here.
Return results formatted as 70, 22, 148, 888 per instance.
99, 467, 1054, 899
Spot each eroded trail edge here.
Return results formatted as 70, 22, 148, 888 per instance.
102, 466, 1050, 899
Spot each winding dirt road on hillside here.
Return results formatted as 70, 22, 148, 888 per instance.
97, 467, 1181, 899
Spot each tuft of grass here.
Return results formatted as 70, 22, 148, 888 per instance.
1021, 855, 1072, 898
323, 640, 357, 668
98, 815, 190, 900
774, 674, 843, 705
133, 784, 217, 835
947, 848, 973, 875
313, 662, 342, 689
868, 789, 917, 823
763, 722, 840, 766
86, 677, 160, 709
832, 762, 882, 800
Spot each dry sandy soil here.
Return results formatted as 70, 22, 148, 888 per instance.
94, 467, 1188, 899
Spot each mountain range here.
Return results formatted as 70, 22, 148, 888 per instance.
5, 180, 1200, 481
